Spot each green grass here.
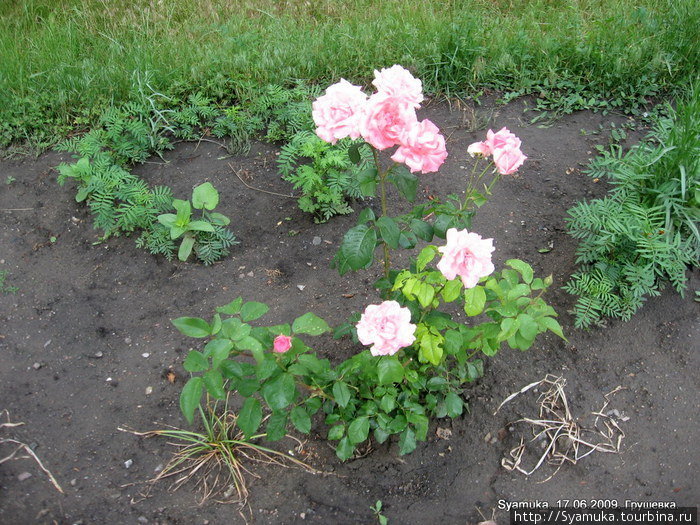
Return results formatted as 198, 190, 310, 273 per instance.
1, 0, 699, 146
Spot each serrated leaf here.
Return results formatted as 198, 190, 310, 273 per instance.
377, 357, 404, 385
347, 417, 370, 444
506, 259, 534, 284
216, 297, 243, 315
290, 406, 311, 434
376, 216, 400, 249
333, 382, 352, 408
517, 313, 539, 341
339, 224, 377, 271
292, 312, 331, 335
262, 373, 296, 411
328, 424, 345, 441
389, 167, 418, 202
180, 377, 203, 425
357, 168, 378, 197
538, 316, 566, 340
335, 436, 354, 461
380, 394, 396, 413
358, 207, 376, 224
418, 331, 443, 365
184, 350, 209, 372
444, 392, 463, 418
398, 427, 417, 455
265, 411, 288, 441
410, 219, 434, 241
204, 339, 233, 369
171, 317, 211, 338
237, 397, 262, 438
463, 286, 486, 316
416, 246, 437, 271
240, 301, 269, 322
442, 279, 462, 302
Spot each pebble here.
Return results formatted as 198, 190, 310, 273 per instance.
70, 478, 77, 486
137, 517, 148, 524
43, 340, 51, 348
124, 459, 133, 469
145, 386, 153, 395
297, 285, 306, 291
312, 236, 322, 246
124, 337, 132, 344
94, 351, 103, 358
32, 362, 42, 370
17, 472, 32, 481
141, 353, 150, 358
246, 271, 254, 277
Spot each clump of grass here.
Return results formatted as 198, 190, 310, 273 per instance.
2, 0, 698, 147
121, 395, 318, 509
0, 270, 19, 294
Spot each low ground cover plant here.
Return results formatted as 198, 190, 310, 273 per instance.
565, 85, 700, 327
174, 67, 564, 461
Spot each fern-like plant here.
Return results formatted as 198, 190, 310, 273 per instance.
565, 85, 700, 328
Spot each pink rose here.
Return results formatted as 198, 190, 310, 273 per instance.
493, 146, 527, 175
356, 301, 416, 357
485, 127, 521, 153
371, 65, 424, 108
391, 119, 448, 174
467, 141, 491, 157
436, 228, 495, 288
359, 93, 417, 150
273, 334, 293, 353
312, 79, 367, 144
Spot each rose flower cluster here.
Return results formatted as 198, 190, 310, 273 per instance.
311, 65, 448, 174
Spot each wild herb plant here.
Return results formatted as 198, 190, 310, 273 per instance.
0, 270, 18, 294
565, 85, 700, 328
278, 132, 368, 222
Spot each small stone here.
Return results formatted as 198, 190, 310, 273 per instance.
124, 337, 132, 345
239, 273, 245, 279
246, 271, 254, 277
141, 353, 150, 358
297, 285, 306, 291
300, 513, 306, 520
154, 464, 164, 473
94, 351, 103, 358
43, 340, 52, 348
497, 428, 508, 441
32, 362, 42, 370
478, 521, 497, 525
137, 517, 148, 524
312, 236, 322, 246
484, 432, 492, 443
124, 459, 133, 469
70, 478, 77, 486
106, 377, 112, 382
145, 386, 153, 395
17, 472, 32, 481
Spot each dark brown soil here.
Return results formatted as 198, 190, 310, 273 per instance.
1, 99, 698, 525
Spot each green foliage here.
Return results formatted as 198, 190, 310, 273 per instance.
279, 131, 368, 222
0, 270, 18, 294
174, 255, 562, 461
565, 86, 700, 328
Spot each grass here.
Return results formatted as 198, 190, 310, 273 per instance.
1, 0, 699, 147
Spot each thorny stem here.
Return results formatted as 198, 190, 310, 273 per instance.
373, 146, 391, 279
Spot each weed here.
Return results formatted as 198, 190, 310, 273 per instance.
371, 500, 388, 525
0, 270, 18, 294
5, 176, 15, 185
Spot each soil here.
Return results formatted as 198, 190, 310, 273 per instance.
1, 98, 698, 525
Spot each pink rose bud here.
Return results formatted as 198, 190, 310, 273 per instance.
437, 228, 495, 288
391, 119, 448, 174
359, 93, 417, 150
273, 334, 293, 353
493, 145, 527, 175
371, 65, 424, 108
356, 301, 416, 357
312, 79, 367, 144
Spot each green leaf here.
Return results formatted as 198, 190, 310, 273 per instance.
507, 283, 531, 301
216, 297, 243, 315
444, 392, 463, 418
184, 350, 209, 372
463, 286, 486, 316
220, 360, 244, 380
538, 316, 566, 340
335, 436, 354, 461
178, 235, 195, 261
416, 282, 435, 308
262, 373, 296, 411
398, 427, 417, 455
347, 417, 370, 444
339, 224, 377, 271
240, 301, 269, 322
389, 167, 418, 202
171, 317, 211, 338
173, 199, 192, 224
157, 213, 177, 228
410, 219, 434, 241
443, 330, 463, 355
380, 394, 396, 413
210, 313, 222, 336
506, 259, 534, 284
517, 313, 539, 341
358, 207, 376, 224
376, 216, 400, 249
433, 214, 454, 238
416, 246, 437, 271
377, 357, 404, 385
442, 279, 462, 302
292, 312, 331, 335
290, 406, 311, 434
237, 397, 262, 438
328, 424, 345, 441
192, 182, 219, 210
357, 168, 378, 197
187, 220, 215, 232
221, 317, 251, 341
204, 339, 234, 369
238, 335, 263, 353
180, 377, 203, 425
418, 331, 444, 365
209, 212, 230, 226
235, 377, 260, 397
256, 357, 279, 381
427, 376, 448, 391
265, 411, 288, 441
203, 369, 225, 399
333, 382, 352, 408
498, 317, 520, 341
348, 143, 362, 164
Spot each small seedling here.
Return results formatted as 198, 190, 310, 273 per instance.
157, 182, 231, 262
5, 176, 15, 185
371, 500, 388, 525
0, 271, 19, 294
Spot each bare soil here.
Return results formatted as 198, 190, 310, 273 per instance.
1, 99, 698, 524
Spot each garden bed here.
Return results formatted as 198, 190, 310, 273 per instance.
1, 98, 697, 524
